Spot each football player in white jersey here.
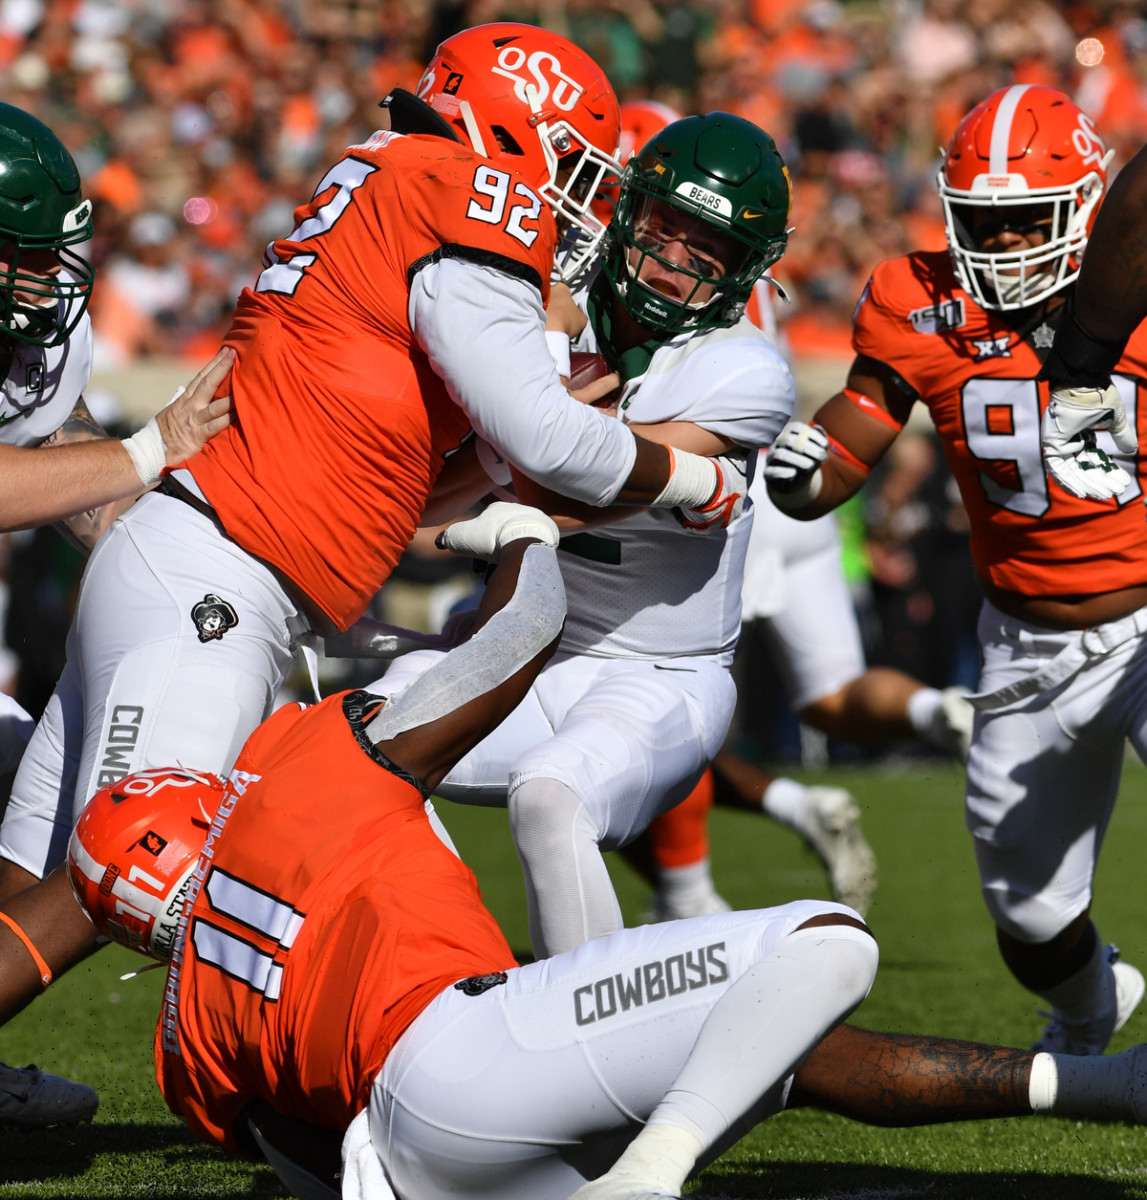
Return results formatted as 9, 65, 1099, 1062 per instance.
0, 102, 232, 1130
379, 112, 796, 958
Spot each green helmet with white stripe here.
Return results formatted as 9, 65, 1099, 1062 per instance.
601, 112, 791, 335
0, 103, 94, 347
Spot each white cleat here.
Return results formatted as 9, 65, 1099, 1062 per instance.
799, 787, 877, 917
1033, 946, 1146, 1056
567, 1183, 678, 1200
0, 1062, 98, 1131
646, 890, 731, 923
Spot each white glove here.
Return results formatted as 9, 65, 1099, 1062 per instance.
676, 452, 749, 531
764, 421, 829, 507
1042, 384, 1136, 501
435, 501, 560, 559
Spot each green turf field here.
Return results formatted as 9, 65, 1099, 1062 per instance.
3, 758, 1146, 1198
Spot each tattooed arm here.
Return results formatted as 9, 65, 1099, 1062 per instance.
789, 1023, 1032, 1126
40, 396, 134, 553
0, 348, 233, 541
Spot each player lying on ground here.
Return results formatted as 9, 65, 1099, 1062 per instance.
59, 503, 1147, 1200
763, 84, 1147, 1056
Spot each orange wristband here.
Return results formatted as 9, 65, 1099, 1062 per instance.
826, 433, 872, 476
842, 387, 904, 432
0, 910, 51, 990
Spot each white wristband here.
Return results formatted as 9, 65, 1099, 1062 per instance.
651, 448, 718, 509
121, 416, 167, 486
544, 329, 572, 379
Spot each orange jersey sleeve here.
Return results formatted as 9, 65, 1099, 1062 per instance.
154, 690, 517, 1153
187, 131, 557, 630
853, 251, 1147, 597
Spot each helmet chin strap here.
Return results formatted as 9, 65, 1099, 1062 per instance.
457, 100, 488, 157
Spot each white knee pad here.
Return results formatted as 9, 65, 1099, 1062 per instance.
509, 776, 621, 958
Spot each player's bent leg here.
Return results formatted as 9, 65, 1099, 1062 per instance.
0, 865, 101, 1129
509, 776, 621, 958
568, 911, 877, 1200
370, 901, 869, 1200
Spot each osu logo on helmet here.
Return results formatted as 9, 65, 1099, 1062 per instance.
67, 768, 224, 960
939, 84, 1113, 311
415, 22, 622, 280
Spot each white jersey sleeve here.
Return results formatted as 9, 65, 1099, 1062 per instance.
0, 306, 93, 447
409, 258, 637, 507
558, 319, 795, 663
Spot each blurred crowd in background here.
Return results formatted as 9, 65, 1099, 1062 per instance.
2, 0, 1145, 760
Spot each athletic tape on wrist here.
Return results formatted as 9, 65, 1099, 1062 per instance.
121, 416, 167, 486
365, 543, 565, 743
651, 447, 719, 509
0, 910, 51, 990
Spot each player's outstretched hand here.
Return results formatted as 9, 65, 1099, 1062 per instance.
764, 420, 829, 505
436, 501, 560, 560
156, 347, 236, 468
1042, 383, 1135, 501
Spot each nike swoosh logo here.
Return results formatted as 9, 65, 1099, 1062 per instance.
653, 664, 697, 672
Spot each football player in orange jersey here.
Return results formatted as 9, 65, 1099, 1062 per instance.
62, 503, 1147, 1200
763, 84, 1147, 1055
0, 24, 752, 1098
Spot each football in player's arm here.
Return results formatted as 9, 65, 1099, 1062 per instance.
764, 84, 1147, 1057
60, 503, 1147, 1200
381, 112, 798, 961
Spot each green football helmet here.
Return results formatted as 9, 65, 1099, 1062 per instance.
0, 103, 94, 348
602, 112, 791, 335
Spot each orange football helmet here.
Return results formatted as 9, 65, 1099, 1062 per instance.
67, 768, 224, 960
618, 99, 685, 164
416, 22, 622, 279
593, 98, 687, 221
939, 84, 1113, 311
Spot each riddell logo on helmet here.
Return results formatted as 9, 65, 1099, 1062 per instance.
492, 47, 584, 112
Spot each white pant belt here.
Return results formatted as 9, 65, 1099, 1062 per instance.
968, 606, 1147, 712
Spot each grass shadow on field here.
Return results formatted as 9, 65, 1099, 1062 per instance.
697, 1162, 1147, 1199
0, 1122, 283, 1197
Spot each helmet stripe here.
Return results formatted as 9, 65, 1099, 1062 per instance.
989, 84, 1032, 175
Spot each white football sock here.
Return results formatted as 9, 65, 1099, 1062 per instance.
761, 777, 807, 830
1036, 930, 1112, 1024
509, 776, 621, 958
658, 860, 720, 909
905, 687, 943, 738
1029, 1045, 1144, 1122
